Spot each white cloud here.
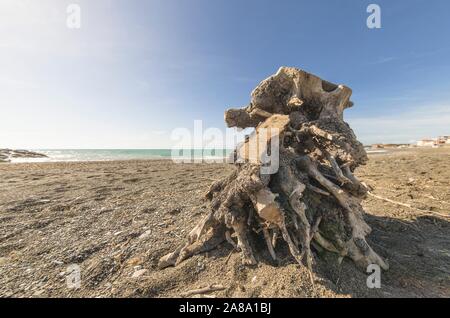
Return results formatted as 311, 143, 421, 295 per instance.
369, 56, 396, 65
347, 104, 450, 144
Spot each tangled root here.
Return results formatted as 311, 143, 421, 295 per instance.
158, 67, 389, 274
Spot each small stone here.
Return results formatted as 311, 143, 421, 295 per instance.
131, 269, 147, 278
168, 208, 182, 215
126, 257, 142, 267
139, 230, 151, 239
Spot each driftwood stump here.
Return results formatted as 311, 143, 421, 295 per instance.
159, 67, 389, 275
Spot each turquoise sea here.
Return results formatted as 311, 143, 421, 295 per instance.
10, 148, 384, 163
10, 149, 234, 163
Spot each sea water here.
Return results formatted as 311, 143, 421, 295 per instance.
10, 149, 234, 163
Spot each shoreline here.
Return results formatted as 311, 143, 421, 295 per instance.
0, 149, 47, 163
5, 157, 232, 165
2, 147, 446, 164
2, 149, 233, 164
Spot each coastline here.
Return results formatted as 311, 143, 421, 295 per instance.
0, 148, 431, 164
2, 149, 233, 164
0, 149, 47, 163
0, 147, 444, 164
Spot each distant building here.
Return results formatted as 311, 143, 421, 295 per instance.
371, 143, 411, 149
438, 136, 450, 145
417, 139, 437, 147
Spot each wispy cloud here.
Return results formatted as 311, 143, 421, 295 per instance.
369, 56, 397, 65
347, 104, 450, 144
410, 47, 450, 59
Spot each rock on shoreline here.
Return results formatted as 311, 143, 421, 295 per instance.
0, 149, 48, 163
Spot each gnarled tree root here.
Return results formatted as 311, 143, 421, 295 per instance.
159, 155, 388, 272
158, 67, 389, 275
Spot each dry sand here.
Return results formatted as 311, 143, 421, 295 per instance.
0, 147, 449, 298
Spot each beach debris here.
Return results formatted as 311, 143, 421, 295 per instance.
162, 67, 392, 272
138, 230, 152, 240
168, 207, 182, 215
131, 269, 147, 278
367, 191, 450, 219
180, 284, 226, 297
33, 290, 45, 297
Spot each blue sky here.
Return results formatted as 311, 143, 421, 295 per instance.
1, 0, 450, 148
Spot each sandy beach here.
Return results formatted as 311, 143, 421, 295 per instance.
0, 147, 449, 298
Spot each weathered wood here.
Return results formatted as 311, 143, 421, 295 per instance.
181, 284, 226, 297
251, 188, 283, 225
237, 114, 290, 165
159, 67, 388, 274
